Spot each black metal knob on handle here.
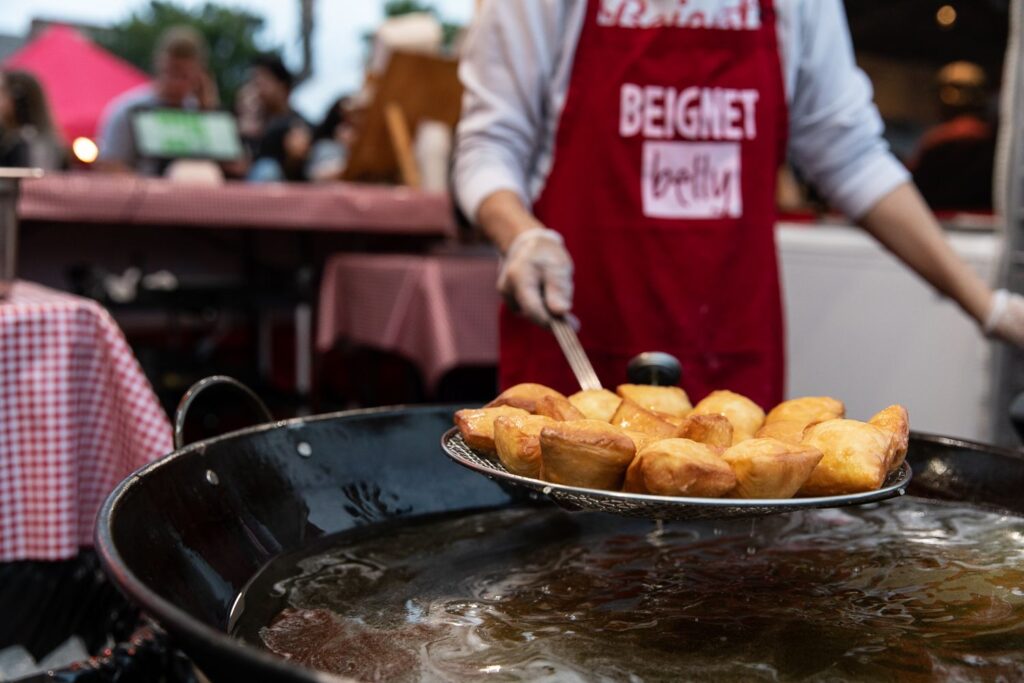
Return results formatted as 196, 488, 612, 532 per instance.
627, 352, 682, 387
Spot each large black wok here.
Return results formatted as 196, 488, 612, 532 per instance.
95, 399, 1024, 683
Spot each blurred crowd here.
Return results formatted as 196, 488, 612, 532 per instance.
94, 26, 356, 182
0, 23, 1002, 210
0, 25, 357, 183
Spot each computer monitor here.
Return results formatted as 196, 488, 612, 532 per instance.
131, 108, 244, 161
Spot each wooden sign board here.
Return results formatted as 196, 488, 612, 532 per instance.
343, 51, 463, 184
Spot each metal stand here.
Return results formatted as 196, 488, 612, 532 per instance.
0, 168, 43, 299
993, 0, 1024, 446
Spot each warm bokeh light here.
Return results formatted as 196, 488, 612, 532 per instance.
72, 136, 99, 164
936, 4, 957, 28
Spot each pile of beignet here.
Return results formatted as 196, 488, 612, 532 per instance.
454, 383, 909, 499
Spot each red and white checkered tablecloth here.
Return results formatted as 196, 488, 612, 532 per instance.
317, 252, 500, 391
0, 281, 173, 562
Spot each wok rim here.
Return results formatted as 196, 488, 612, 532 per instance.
94, 407, 1023, 681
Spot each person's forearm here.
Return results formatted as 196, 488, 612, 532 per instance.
858, 182, 993, 323
477, 189, 545, 253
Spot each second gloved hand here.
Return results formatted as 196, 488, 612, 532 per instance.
985, 289, 1024, 348
497, 227, 574, 326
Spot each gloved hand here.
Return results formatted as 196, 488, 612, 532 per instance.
984, 289, 1024, 348
497, 227, 574, 326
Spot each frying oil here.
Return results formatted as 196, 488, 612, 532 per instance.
230, 498, 1024, 681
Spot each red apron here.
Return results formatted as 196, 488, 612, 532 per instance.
499, 0, 788, 409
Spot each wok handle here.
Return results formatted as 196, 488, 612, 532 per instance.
1009, 392, 1024, 444
174, 375, 273, 449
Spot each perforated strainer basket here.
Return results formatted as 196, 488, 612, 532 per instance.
442, 428, 912, 521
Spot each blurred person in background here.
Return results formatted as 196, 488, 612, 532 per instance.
235, 80, 265, 161
910, 61, 996, 212
306, 95, 355, 182
246, 54, 310, 182
0, 71, 29, 167
3, 70, 66, 170
97, 26, 219, 175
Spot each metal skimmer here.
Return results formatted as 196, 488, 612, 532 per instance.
442, 428, 912, 521
550, 318, 602, 390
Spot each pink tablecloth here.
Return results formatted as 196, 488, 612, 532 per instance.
19, 173, 457, 236
317, 253, 500, 390
0, 282, 173, 561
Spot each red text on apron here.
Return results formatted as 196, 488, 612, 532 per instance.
500, 0, 789, 408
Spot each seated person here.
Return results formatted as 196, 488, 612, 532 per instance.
0, 71, 29, 167
97, 26, 219, 175
306, 96, 355, 182
2, 70, 66, 170
246, 54, 310, 183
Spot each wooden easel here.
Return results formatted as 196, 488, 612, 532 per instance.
343, 51, 463, 186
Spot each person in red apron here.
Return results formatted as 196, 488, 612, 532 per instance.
455, 0, 1024, 407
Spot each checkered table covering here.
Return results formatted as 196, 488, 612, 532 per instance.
0, 281, 173, 561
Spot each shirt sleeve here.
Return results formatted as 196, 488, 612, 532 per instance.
452, 1, 565, 222
97, 97, 137, 165
787, 0, 910, 220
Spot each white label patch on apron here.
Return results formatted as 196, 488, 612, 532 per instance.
641, 142, 742, 219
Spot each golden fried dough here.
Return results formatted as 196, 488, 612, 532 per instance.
493, 414, 553, 478
869, 404, 910, 471
799, 419, 891, 496
765, 396, 844, 428
721, 438, 823, 499
624, 430, 662, 453
487, 383, 567, 413
616, 384, 692, 418
534, 394, 586, 421
611, 399, 679, 439
623, 438, 736, 497
676, 413, 734, 448
454, 406, 531, 454
568, 389, 622, 422
539, 420, 636, 490
755, 420, 806, 445
691, 390, 765, 444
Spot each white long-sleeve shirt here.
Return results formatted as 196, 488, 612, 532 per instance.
453, 0, 909, 223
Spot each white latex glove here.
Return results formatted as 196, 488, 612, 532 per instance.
497, 227, 574, 326
984, 289, 1024, 348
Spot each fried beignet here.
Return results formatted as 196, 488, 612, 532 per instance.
765, 396, 845, 428
869, 404, 910, 471
568, 389, 622, 422
721, 438, 823, 499
676, 413, 734, 448
799, 419, 891, 496
493, 414, 553, 478
454, 406, 531, 454
487, 383, 567, 414
755, 420, 806, 445
691, 390, 765, 444
611, 399, 679, 439
623, 438, 736, 497
534, 394, 586, 421
616, 384, 692, 418
624, 429, 662, 453
539, 420, 636, 490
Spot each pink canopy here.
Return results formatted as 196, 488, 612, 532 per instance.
4, 25, 150, 141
